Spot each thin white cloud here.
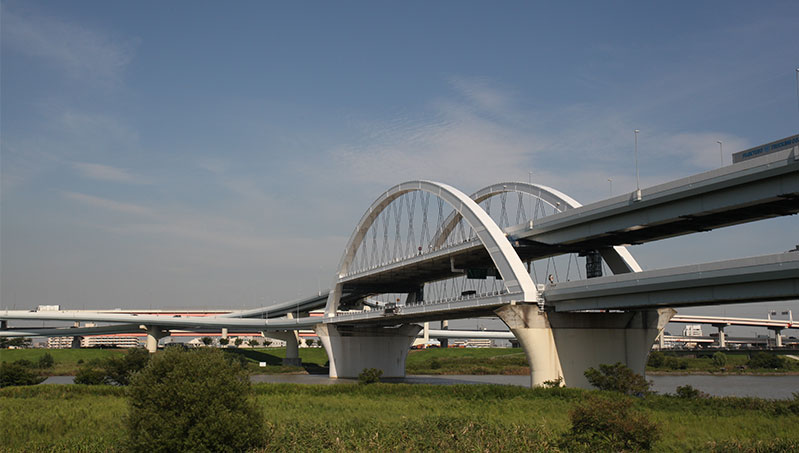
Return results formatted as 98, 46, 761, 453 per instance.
62, 191, 154, 217
73, 162, 149, 184
1, 6, 136, 84
320, 80, 752, 204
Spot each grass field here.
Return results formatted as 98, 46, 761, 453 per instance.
2, 347, 797, 376
1, 383, 797, 452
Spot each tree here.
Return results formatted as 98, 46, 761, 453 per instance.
248, 339, 259, 348
584, 363, 652, 396
200, 336, 213, 346
0, 362, 46, 387
305, 339, 315, 348
712, 352, 727, 367
647, 351, 665, 368
219, 337, 230, 346
37, 353, 55, 369
234, 338, 243, 347
748, 352, 786, 369
264, 340, 272, 347
560, 394, 660, 451
126, 348, 264, 452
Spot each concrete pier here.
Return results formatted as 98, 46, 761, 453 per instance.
496, 304, 674, 389
316, 324, 421, 378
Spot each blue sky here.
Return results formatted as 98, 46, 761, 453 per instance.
2, 1, 797, 327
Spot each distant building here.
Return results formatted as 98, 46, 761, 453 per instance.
47, 337, 74, 349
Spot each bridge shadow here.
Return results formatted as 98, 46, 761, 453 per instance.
223, 348, 329, 375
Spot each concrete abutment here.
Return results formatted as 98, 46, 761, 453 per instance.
496, 304, 675, 389
315, 324, 422, 378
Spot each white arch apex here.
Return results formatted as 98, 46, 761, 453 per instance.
325, 180, 538, 315
433, 181, 642, 274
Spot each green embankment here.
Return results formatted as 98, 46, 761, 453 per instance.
2, 347, 797, 376
1, 384, 797, 452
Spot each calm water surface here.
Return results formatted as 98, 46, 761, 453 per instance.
44, 374, 799, 399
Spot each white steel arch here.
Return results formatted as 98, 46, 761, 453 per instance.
325, 181, 538, 315
432, 181, 642, 274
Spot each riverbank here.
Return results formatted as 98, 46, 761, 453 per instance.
2, 383, 797, 452
3, 347, 798, 377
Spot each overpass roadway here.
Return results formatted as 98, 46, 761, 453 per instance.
3, 251, 797, 334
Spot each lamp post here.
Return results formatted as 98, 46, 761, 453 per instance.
634, 129, 640, 195
716, 140, 723, 167
607, 178, 612, 197
795, 68, 799, 125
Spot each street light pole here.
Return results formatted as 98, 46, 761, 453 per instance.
607, 178, 612, 197
795, 68, 799, 126
634, 129, 640, 192
716, 140, 723, 167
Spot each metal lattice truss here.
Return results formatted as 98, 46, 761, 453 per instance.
325, 180, 640, 315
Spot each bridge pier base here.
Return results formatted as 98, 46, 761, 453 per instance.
264, 331, 302, 366
315, 324, 421, 378
145, 326, 166, 353
496, 305, 675, 389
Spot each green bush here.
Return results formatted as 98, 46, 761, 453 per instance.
664, 356, 688, 370
37, 352, 55, 369
104, 348, 150, 385
126, 347, 264, 453
0, 362, 46, 387
358, 368, 383, 384
712, 352, 727, 367
584, 363, 652, 396
72, 348, 150, 386
74, 366, 109, 385
647, 351, 665, 368
675, 384, 705, 399
560, 394, 660, 451
747, 352, 786, 369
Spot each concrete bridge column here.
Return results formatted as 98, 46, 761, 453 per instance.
440, 320, 449, 349
315, 324, 422, 378
71, 336, 83, 349
145, 326, 166, 353
495, 304, 675, 389
713, 324, 727, 348
770, 327, 784, 348
264, 331, 302, 366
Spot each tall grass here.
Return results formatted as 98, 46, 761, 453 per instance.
2, 384, 797, 452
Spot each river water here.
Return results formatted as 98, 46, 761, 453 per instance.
44, 374, 799, 399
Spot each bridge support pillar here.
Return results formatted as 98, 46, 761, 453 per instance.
71, 336, 83, 349
315, 324, 422, 378
713, 324, 727, 348
264, 331, 302, 366
770, 327, 783, 348
496, 305, 675, 389
145, 326, 166, 353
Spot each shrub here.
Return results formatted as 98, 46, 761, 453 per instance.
647, 351, 665, 368
675, 384, 705, 399
560, 394, 660, 451
712, 352, 727, 367
0, 362, 46, 387
747, 352, 786, 369
358, 368, 383, 384
664, 356, 688, 370
584, 362, 652, 396
126, 348, 264, 453
105, 348, 150, 385
219, 337, 229, 346
37, 352, 55, 369
74, 366, 109, 385
248, 339, 259, 347
200, 336, 213, 346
